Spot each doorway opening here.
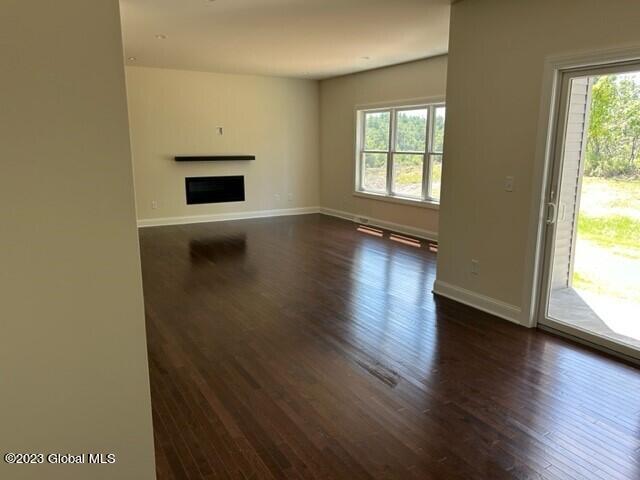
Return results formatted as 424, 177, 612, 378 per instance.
540, 62, 640, 358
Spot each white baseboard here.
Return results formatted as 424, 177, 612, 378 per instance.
433, 280, 523, 326
319, 207, 438, 242
137, 206, 320, 228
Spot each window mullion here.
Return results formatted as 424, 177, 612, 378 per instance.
358, 111, 364, 192
357, 104, 443, 203
422, 106, 432, 200
386, 109, 396, 196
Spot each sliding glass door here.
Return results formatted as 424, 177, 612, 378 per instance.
538, 61, 640, 360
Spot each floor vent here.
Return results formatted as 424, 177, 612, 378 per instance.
390, 233, 421, 248
357, 225, 383, 237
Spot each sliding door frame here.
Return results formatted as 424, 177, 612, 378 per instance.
523, 46, 640, 363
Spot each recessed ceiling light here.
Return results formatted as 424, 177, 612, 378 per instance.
155, 34, 167, 40
361, 56, 371, 60
127, 57, 137, 62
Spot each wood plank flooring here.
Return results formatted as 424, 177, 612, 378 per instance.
139, 214, 640, 480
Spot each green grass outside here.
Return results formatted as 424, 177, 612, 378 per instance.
577, 215, 640, 258
573, 271, 597, 292
573, 177, 640, 302
576, 177, 640, 259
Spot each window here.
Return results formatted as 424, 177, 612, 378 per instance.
356, 103, 445, 204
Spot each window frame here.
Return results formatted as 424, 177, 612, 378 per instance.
355, 101, 445, 207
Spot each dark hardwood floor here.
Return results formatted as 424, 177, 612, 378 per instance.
139, 214, 640, 480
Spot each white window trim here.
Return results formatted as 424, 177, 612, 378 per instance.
353, 191, 440, 210
354, 98, 445, 208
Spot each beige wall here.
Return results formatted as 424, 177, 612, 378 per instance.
0, 1, 155, 479
319, 56, 448, 238
126, 67, 320, 223
436, 0, 640, 323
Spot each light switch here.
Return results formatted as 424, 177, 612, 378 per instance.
505, 176, 515, 192
471, 259, 480, 275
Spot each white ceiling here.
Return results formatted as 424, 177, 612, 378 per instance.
120, 0, 451, 80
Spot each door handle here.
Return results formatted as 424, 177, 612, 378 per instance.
546, 202, 558, 224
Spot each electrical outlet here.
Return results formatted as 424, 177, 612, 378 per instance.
151, 200, 158, 210
471, 259, 480, 275
275, 194, 281, 203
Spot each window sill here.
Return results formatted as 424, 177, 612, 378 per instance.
353, 191, 440, 210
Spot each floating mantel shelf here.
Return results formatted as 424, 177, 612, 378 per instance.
175, 155, 255, 162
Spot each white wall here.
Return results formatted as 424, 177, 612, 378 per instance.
319, 56, 448, 239
126, 67, 320, 225
436, 0, 640, 325
0, 1, 155, 479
